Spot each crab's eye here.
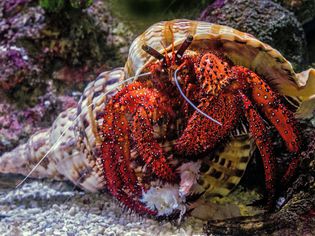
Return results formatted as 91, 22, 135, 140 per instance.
175, 35, 193, 64
142, 44, 165, 61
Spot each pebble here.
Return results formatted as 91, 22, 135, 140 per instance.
0, 180, 205, 235
68, 206, 77, 216
45, 228, 53, 234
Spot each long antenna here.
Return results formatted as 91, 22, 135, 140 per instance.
174, 68, 222, 126
15, 72, 151, 188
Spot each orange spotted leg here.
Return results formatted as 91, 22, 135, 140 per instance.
233, 66, 301, 185
101, 87, 157, 215
239, 92, 277, 205
118, 83, 176, 181
101, 104, 156, 215
175, 94, 239, 156
133, 106, 176, 182
101, 82, 177, 215
112, 109, 141, 196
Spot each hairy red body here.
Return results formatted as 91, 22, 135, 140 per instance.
99, 37, 301, 215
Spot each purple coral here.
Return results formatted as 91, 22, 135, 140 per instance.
0, 91, 78, 154
0, 46, 37, 90
4, 0, 32, 14
1, 5, 45, 44
6, 47, 28, 68
0, 0, 45, 90
199, 0, 226, 20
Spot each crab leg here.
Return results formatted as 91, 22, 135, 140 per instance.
233, 67, 301, 185
118, 84, 175, 181
112, 109, 141, 196
107, 124, 156, 215
101, 89, 156, 215
102, 140, 157, 215
102, 107, 138, 209
175, 93, 239, 156
101, 82, 176, 212
101, 104, 120, 195
133, 106, 175, 181
233, 66, 300, 153
239, 92, 276, 202
102, 87, 141, 197
282, 157, 300, 185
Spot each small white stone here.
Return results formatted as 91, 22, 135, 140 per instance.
46, 228, 53, 234
68, 207, 77, 216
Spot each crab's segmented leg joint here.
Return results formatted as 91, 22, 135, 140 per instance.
133, 106, 175, 182
113, 110, 141, 196
239, 92, 277, 204
281, 157, 300, 187
175, 94, 237, 156
233, 66, 301, 154
101, 81, 176, 214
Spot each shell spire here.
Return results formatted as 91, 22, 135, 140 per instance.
0, 68, 127, 192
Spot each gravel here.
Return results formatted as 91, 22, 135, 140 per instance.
0, 179, 206, 235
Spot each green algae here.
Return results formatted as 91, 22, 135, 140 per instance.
208, 186, 265, 217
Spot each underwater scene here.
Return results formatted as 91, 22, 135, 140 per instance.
0, 0, 315, 235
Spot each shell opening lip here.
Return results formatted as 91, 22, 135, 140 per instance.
141, 34, 194, 65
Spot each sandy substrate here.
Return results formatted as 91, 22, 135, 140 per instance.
0, 178, 206, 235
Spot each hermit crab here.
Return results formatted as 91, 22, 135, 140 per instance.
0, 20, 314, 217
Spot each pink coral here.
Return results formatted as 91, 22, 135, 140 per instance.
0, 92, 77, 154
0, 46, 38, 90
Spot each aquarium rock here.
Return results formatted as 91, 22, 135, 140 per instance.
199, 0, 308, 68
0, 91, 77, 155
275, 0, 315, 24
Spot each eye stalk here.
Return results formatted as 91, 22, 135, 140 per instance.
142, 45, 165, 61
141, 35, 221, 126
175, 35, 193, 64
141, 35, 194, 66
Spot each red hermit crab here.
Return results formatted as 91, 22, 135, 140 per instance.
122, 19, 315, 213
1, 20, 314, 218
